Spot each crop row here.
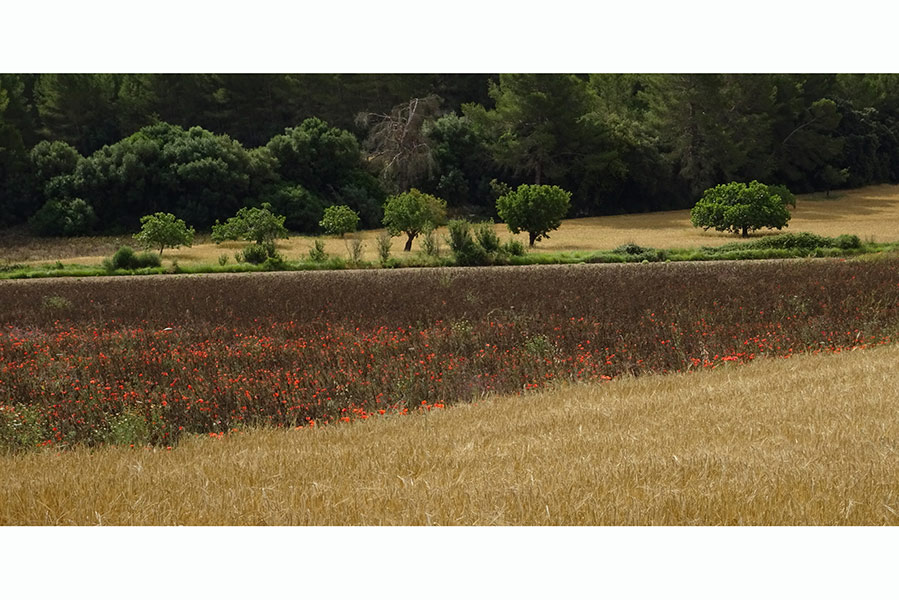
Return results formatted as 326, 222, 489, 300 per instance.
2, 259, 899, 449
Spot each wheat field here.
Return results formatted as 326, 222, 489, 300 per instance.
6, 184, 899, 265
3, 343, 898, 526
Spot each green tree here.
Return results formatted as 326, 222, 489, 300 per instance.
34, 74, 121, 153
690, 181, 792, 237
266, 117, 384, 228
382, 188, 447, 251
319, 205, 360, 237
422, 113, 493, 208
496, 184, 571, 247
0, 76, 37, 224
211, 203, 289, 246
28, 197, 97, 236
133, 212, 196, 256
463, 74, 597, 186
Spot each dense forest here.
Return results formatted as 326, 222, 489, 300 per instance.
1, 73, 898, 235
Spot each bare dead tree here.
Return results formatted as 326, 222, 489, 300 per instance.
356, 95, 442, 193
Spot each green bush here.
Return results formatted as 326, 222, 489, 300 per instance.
447, 219, 489, 266
502, 239, 526, 257
29, 197, 97, 236
308, 239, 328, 263
613, 242, 652, 255
108, 246, 162, 270
475, 221, 502, 254
834, 234, 862, 250
420, 225, 441, 257
240, 241, 278, 265
376, 232, 392, 265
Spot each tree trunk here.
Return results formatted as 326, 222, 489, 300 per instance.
529, 231, 537, 247
741, 225, 748, 238
404, 233, 414, 252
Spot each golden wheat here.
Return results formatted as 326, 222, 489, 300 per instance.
3, 344, 898, 525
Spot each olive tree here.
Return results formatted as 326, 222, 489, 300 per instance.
495, 184, 571, 247
133, 212, 195, 256
211, 203, 288, 246
690, 181, 792, 237
319, 204, 360, 238
382, 189, 446, 251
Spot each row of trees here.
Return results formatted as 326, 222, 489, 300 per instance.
3, 73, 899, 235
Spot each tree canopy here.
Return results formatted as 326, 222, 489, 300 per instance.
496, 184, 571, 246
382, 189, 447, 251
1, 73, 899, 235
690, 181, 793, 237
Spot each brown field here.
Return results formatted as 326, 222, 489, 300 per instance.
3, 344, 898, 525
4, 184, 899, 266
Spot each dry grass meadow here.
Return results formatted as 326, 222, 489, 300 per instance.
3, 344, 899, 526
4, 184, 899, 266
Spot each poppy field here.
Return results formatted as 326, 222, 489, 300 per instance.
2, 259, 899, 451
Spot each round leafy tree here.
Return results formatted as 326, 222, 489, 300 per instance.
211, 203, 289, 246
691, 181, 792, 238
382, 189, 447, 251
133, 212, 195, 256
319, 204, 360, 237
496, 184, 571, 247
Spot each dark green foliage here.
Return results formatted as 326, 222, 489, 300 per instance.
713, 232, 861, 252
502, 238, 526, 256
261, 183, 326, 233
496, 184, 571, 246
474, 221, 502, 254
237, 241, 279, 265
5, 73, 899, 232
446, 219, 489, 266
691, 181, 792, 237
609, 242, 668, 262
28, 197, 97, 236
108, 246, 162, 270
308, 240, 328, 263
266, 118, 384, 227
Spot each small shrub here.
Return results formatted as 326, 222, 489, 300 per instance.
376, 232, 392, 265
348, 238, 365, 264
309, 239, 328, 263
475, 221, 502, 254
41, 295, 71, 311
262, 255, 288, 271
835, 234, 861, 250
241, 241, 277, 265
447, 219, 489, 266
614, 242, 651, 255
218, 254, 230, 266
109, 246, 162, 271
421, 225, 441, 257
502, 239, 526, 257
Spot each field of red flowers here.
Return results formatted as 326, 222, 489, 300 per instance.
2, 259, 899, 450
